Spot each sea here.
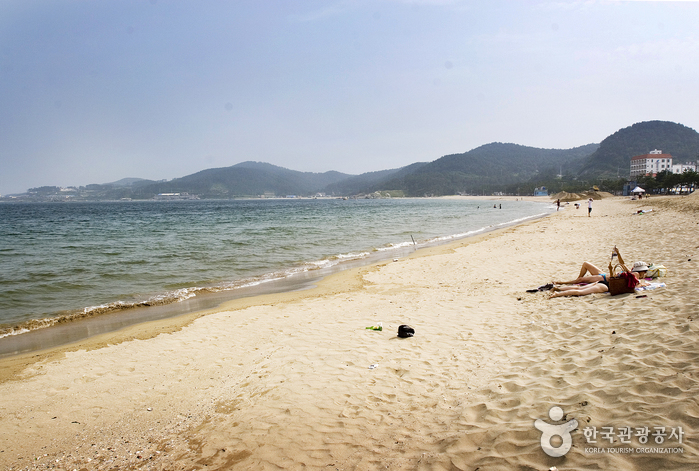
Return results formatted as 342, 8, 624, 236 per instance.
0, 198, 552, 356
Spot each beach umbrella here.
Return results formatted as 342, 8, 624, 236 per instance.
631, 186, 645, 193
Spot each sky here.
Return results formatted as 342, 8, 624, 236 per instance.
1, 0, 698, 195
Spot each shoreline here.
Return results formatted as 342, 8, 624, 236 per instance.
0, 206, 551, 382
1, 194, 697, 470
0, 201, 552, 360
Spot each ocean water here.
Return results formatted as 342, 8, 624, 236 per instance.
0, 198, 550, 342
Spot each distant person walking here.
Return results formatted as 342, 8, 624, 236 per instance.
556, 199, 560, 211
587, 198, 593, 217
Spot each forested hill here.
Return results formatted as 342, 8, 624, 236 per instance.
364, 143, 600, 196
133, 161, 350, 198
322, 162, 428, 196
579, 121, 699, 178
14, 120, 699, 200
337, 121, 698, 196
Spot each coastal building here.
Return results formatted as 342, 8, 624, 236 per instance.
154, 192, 199, 200
534, 186, 548, 196
629, 149, 673, 178
672, 162, 697, 174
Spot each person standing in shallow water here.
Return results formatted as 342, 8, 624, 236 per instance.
587, 198, 593, 217
556, 199, 560, 211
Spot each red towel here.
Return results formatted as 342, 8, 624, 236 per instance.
620, 271, 639, 289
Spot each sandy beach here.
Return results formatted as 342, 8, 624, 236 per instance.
1, 194, 697, 470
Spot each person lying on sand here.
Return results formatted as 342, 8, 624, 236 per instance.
555, 261, 610, 286
555, 261, 649, 286
549, 261, 649, 297
549, 282, 609, 297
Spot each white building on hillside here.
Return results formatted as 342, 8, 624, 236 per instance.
672, 162, 697, 174
630, 149, 673, 178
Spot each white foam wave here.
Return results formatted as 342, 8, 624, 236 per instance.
83, 287, 203, 315
334, 251, 371, 260
376, 241, 414, 251
0, 327, 31, 339
400, 211, 550, 248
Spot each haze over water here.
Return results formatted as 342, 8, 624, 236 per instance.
0, 198, 550, 338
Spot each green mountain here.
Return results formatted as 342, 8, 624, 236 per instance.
335, 121, 699, 196
105, 177, 153, 187
322, 162, 428, 196
365, 143, 599, 196
13, 120, 698, 201
134, 161, 351, 198
579, 121, 699, 178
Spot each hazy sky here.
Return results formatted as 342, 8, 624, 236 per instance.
1, 0, 698, 195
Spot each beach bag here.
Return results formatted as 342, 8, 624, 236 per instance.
397, 325, 415, 338
608, 247, 639, 296
646, 264, 667, 278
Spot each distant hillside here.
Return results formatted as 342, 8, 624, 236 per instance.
322, 162, 428, 195
105, 177, 151, 187
11, 120, 699, 201
134, 161, 351, 198
579, 121, 699, 178
372, 143, 599, 196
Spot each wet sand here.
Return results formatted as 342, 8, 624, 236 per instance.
0, 194, 697, 470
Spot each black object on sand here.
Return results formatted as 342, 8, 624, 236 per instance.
526, 283, 554, 293
398, 325, 415, 338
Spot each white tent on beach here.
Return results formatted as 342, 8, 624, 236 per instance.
631, 186, 645, 194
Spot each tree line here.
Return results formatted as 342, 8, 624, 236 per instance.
635, 170, 699, 194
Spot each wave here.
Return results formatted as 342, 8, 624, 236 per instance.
0, 210, 551, 340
